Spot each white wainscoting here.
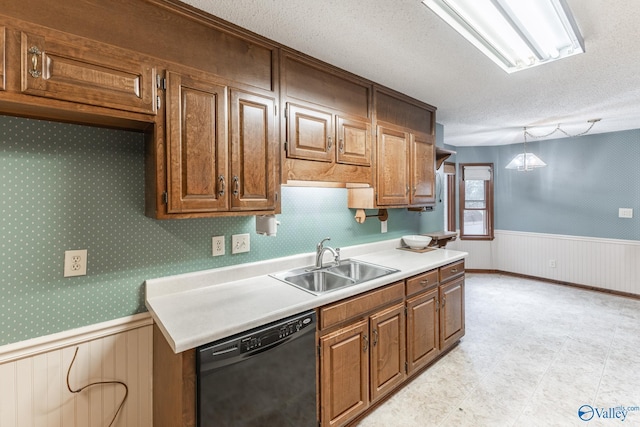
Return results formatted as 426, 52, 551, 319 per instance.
0, 313, 153, 427
448, 230, 640, 295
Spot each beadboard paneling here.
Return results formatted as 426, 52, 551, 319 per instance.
0, 321, 152, 427
448, 230, 640, 295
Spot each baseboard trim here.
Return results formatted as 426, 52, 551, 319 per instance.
0, 312, 153, 364
467, 269, 640, 300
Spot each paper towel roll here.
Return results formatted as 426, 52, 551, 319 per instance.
256, 214, 279, 236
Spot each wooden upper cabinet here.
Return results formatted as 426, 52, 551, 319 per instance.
337, 115, 371, 166
165, 71, 228, 213
410, 132, 436, 205
376, 124, 410, 206
229, 89, 278, 211
281, 51, 373, 185
374, 87, 436, 207
285, 102, 333, 163
19, 29, 156, 114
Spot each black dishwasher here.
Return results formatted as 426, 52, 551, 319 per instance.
196, 310, 317, 427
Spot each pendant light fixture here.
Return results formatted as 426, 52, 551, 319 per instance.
506, 119, 601, 172
505, 127, 546, 171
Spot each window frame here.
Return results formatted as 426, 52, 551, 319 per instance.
458, 163, 494, 240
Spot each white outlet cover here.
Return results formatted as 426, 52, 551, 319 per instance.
64, 249, 87, 277
212, 236, 225, 256
231, 233, 250, 254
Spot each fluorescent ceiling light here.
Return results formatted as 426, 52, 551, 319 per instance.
422, 0, 585, 73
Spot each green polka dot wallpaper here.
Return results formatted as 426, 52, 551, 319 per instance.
0, 115, 442, 346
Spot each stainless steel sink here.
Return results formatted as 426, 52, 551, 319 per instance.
271, 259, 399, 295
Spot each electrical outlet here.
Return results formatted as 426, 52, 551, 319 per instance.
64, 249, 87, 277
212, 236, 225, 256
549, 259, 557, 268
231, 233, 250, 254
381, 220, 388, 233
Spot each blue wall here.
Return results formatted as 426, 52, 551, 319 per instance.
454, 129, 640, 240
0, 115, 443, 345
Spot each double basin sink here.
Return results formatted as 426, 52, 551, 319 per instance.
271, 259, 399, 295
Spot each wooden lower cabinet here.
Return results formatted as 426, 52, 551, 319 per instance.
369, 303, 406, 402
318, 269, 465, 427
319, 302, 405, 427
440, 275, 465, 350
320, 319, 370, 427
406, 287, 439, 375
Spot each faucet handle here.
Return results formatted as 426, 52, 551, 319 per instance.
335, 248, 341, 264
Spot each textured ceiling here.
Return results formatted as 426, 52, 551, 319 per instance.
180, 0, 640, 146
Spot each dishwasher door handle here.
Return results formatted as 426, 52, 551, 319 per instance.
211, 346, 238, 357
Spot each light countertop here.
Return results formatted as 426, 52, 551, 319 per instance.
145, 238, 467, 353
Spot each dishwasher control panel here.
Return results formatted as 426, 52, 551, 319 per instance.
240, 313, 315, 352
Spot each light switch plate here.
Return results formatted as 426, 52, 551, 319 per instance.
232, 233, 250, 254
619, 208, 633, 218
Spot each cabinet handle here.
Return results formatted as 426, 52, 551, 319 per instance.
451, 268, 458, 273
373, 329, 378, 347
233, 175, 239, 198
327, 136, 333, 152
413, 185, 417, 195
363, 334, 369, 352
406, 186, 409, 196
441, 296, 446, 308
218, 175, 225, 196
339, 138, 344, 153
28, 46, 42, 78
420, 279, 429, 287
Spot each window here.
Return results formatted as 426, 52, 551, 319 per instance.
459, 163, 494, 240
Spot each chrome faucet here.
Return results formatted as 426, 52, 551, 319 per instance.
316, 237, 340, 268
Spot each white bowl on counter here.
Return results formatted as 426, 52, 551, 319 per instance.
402, 235, 433, 249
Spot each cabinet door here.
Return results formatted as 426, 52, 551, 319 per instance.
229, 90, 278, 211
440, 276, 465, 350
369, 303, 405, 402
406, 288, 439, 375
20, 30, 155, 114
410, 132, 436, 205
376, 124, 410, 206
336, 115, 371, 166
286, 102, 333, 162
165, 71, 228, 213
320, 319, 369, 427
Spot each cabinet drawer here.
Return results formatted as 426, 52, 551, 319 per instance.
21, 30, 156, 115
405, 269, 438, 297
319, 281, 404, 330
439, 260, 465, 283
